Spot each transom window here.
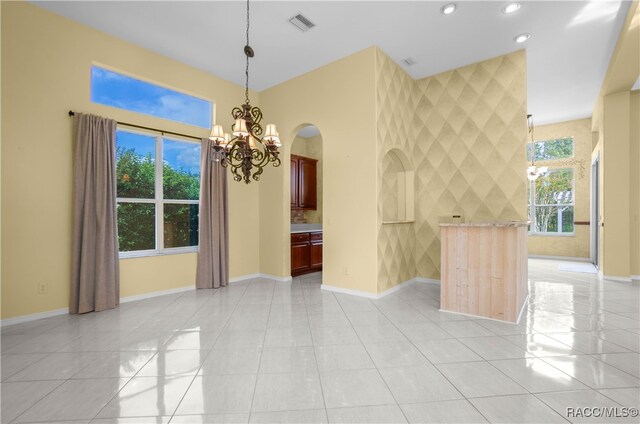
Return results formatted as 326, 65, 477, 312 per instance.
92, 65, 212, 129
528, 168, 574, 235
527, 137, 574, 161
116, 129, 200, 256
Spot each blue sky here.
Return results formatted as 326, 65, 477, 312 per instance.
117, 131, 201, 175
92, 66, 211, 129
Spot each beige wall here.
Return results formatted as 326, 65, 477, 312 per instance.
1, 2, 261, 319
631, 91, 639, 277
259, 48, 378, 294
291, 134, 323, 224
528, 118, 592, 259
591, 2, 639, 279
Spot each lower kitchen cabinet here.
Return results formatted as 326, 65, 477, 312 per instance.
291, 231, 322, 276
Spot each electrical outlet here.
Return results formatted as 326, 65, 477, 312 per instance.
343, 267, 349, 276
37, 282, 48, 295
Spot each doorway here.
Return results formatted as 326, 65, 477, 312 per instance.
590, 153, 600, 268
290, 125, 323, 277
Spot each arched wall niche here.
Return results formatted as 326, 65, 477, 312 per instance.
381, 148, 415, 223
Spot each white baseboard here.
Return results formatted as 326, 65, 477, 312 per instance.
120, 285, 194, 303
230, 273, 292, 283
320, 284, 379, 299
631, 275, 640, 281
377, 278, 417, 298
414, 277, 441, 285
259, 273, 293, 283
322, 276, 439, 300
528, 255, 591, 262
0, 307, 69, 327
603, 275, 633, 283
229, 273, 260, 283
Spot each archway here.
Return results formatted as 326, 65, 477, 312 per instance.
288, 124, 324, 279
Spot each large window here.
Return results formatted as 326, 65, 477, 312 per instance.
116, 129, 200, 256
528, 168, 574, 235
92, 65, 212, 129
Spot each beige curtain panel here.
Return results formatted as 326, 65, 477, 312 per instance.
70, 113, 120, 314
196, 138, 229, 289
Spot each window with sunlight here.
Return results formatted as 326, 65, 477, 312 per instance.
116, 129, 200, 255
528, 168, 575, 235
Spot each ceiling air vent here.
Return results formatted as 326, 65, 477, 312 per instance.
402, 57, 417, 66
289, 13, 315, 32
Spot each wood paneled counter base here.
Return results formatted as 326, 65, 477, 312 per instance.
440, 222, 528, 323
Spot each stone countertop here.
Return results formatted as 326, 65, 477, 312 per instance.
439, 221, 529, 228
291, 224, 323, 233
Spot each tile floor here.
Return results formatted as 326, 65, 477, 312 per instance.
1, 259, 639, 423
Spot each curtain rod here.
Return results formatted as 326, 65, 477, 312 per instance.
68, 111, 203, 141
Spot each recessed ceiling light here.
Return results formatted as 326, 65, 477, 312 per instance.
502, 3, 521, 14
441, 3, 457, 15
514, 33, 531, 43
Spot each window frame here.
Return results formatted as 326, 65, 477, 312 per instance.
528, 167, 576, 237
117, 127, 201, 259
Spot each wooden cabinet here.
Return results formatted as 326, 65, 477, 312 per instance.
291, 155, 317, 210
439, 223, 528, 323
291, 231, 322, 276
290, 157, 299, 208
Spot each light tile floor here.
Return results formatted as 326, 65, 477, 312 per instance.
1, 259, 639, 423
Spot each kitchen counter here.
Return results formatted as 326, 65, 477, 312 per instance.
439, 221, 528, 228
440, 222, 528, 323
291, 224, 322, 234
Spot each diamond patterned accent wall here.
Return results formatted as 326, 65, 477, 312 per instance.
413, 50, 528, 279
375, 48, 527, 289
376, 49, 419, 291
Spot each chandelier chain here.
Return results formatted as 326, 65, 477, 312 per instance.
245, 0, 250, 104
529, 115, 535, 166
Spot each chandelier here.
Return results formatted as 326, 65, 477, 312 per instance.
208, 0, 281, 184
527, 114, 548, 181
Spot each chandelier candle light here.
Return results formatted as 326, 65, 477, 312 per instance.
209, 0, 281, 184
527, 114, 548, 181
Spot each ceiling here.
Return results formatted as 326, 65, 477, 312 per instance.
32, 1, 631, 125
297, 125, 321, 138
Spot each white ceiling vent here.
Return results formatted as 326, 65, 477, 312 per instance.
289, 14, 315, 32
402, 57, 417, 66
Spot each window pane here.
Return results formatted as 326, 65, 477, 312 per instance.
533, 206, 574, 233
116, 130, 156, 199
527, 137, 574, 161
534, 168, 573, 205
92, 66, 212, 129
163, 139, 201, 200
117, 203, 155, 251
164, 204, 199, 248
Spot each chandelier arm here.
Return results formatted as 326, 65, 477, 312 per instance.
250, 144, 272, 169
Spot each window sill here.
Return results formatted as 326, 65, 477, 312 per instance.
382, 220, 415, 225
119, 247, 198, 259
528, 233, 575, 237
